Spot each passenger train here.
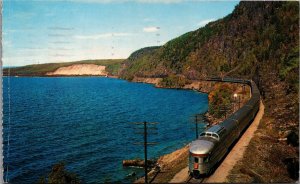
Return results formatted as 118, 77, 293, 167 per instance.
189, 77, 260, 178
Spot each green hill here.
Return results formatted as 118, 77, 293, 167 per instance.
3, 59, 124, 76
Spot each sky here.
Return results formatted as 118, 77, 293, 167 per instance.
3, 0, 239, 66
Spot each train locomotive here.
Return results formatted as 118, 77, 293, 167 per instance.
189, 78, 260, 178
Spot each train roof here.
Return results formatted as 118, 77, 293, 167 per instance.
200, 125, 226, 141
189, 138, 215, 155
206, 125, 224, 134
220, 118, 236, 131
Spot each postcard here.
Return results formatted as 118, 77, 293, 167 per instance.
2, 1, 299, 183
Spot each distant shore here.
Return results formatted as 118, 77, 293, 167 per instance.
3, 74, 118, 78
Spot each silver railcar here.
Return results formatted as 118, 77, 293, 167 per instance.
189, 78, 260, 178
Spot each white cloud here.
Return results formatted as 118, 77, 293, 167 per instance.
74, 32, 131, 40
197, 18, 215, 27
143, 26, 160, 32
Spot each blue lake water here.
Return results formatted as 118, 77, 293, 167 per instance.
3, 77, 208, 183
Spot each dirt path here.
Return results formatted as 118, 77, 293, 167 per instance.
170, 101, 265, 183
169, 167, 189, 183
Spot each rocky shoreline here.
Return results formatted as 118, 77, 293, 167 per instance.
131, 76, 215, 94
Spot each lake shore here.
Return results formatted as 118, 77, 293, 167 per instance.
131, 76, 216, 94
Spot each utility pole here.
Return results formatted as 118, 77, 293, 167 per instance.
220, 104, 230, 118
192, 113, 207, 139
132, 122, 158, 184
195, 115, 199, 139
144, 122, 147, 184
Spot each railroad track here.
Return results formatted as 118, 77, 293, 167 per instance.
185, 175, 205, 183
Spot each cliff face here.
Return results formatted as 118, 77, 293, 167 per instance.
46, 64, 108, 76
120, 1, 299, 182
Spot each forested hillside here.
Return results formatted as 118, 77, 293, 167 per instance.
121, 2, 298, 88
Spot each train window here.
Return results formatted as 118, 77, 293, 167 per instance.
219, 129, 225, 134
212, 134, 218, 139
194, 157, 199, 163
206, 133, 212, 136
200, 133, 205, 137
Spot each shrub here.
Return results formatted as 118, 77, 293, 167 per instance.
208, 83, 235, 118
37, 162, 81, 184
159, 74, 190, 88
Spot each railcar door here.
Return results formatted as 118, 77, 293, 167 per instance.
189, 154, 211, 177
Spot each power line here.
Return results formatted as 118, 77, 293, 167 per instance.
131, 122, 158, 184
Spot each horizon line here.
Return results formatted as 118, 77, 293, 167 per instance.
2, 58, 127, 68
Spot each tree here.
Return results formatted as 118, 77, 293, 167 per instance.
38, 162, 81, 184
